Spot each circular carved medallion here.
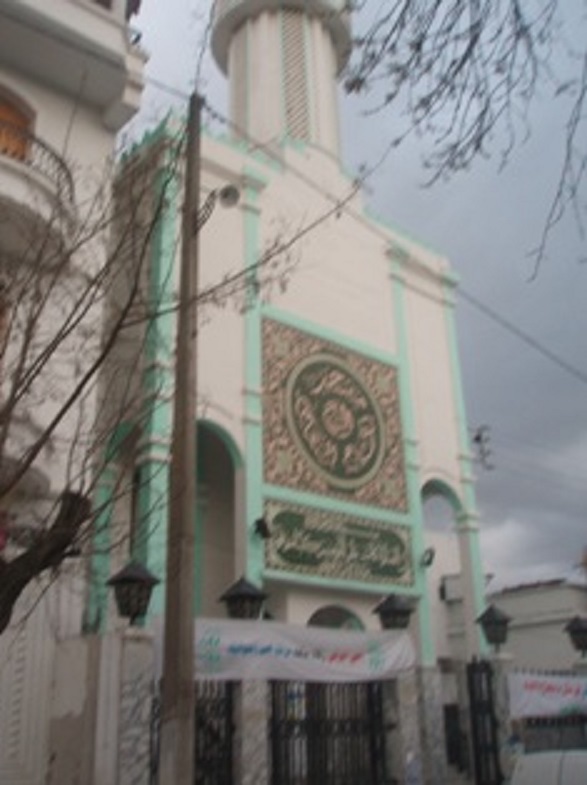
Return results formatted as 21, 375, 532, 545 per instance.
285, 353, 385, 489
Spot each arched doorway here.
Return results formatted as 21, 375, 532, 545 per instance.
269, 603, 387, 785
196, 422, 241, 617
307, 604, 364, 630
421, 478, 470, 777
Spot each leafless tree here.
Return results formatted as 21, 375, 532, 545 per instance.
0, 118, 360, 636
345, 0, 586, 270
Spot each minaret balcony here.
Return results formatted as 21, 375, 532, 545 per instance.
0, 120, 76, 256
212, 0, 351, 75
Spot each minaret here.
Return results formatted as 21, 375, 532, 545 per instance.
211, 0, 351, 159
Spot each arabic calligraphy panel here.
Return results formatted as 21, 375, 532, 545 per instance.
262, 320, 407, 511
265, 500, 414, 586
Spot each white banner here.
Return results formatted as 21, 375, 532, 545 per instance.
508, 671, 587, 718
189, 617, 415, 681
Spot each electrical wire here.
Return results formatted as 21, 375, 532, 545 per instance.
138, 77, 587, 393
458, 287, 587, 387
144, 75, 190, 101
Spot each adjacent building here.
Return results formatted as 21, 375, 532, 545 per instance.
0, 1, 145, 782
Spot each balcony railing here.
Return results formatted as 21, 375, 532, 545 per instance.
92, 0, 142, 21
0, 120, 75, 207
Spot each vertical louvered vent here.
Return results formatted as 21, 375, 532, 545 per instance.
231, 27, 247, 138
282, 10, 309, 142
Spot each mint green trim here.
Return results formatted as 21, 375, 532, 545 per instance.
264, 484, 413, 527
365, 206, 443, 258
390, 257, 436, 666
104, 421, 135, 462
443, 285, 487, 654
261, 304, 401, 367
243, 174, 265, 586
201, 126, 283, 173
422, 478, 463, 513
84, 466, 115, 634
134, 138, 179, 616
264, 568, 420, 598
283, 138, 308, 152
85, 121, 179, 629
119, 113, 175, 163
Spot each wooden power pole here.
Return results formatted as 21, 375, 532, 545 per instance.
158, 92, 202, 785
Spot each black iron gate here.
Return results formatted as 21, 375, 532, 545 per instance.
194, 681, 234, 785
270, 680, 388, 785
150, 681, 234, 785
467, 660, 502, 785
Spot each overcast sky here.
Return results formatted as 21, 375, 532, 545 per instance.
132, 1, 587, 590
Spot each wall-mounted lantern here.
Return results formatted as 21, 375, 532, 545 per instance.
565, 616, 587, 658
477, 604, 511, 653
373, 594, 417, 630
219, 576, 267, 619
107, 561, 159, 624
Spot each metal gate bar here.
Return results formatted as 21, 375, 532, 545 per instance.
194, 680, 234, 785
150, 681, 234, 785
271, 680, 388, 785
467, 660, 502, 785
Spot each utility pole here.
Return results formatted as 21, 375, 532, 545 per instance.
158, 92, 202, 785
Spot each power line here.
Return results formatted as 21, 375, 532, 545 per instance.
458, 287, 587, 387
144, 75, 190, 101
139, 85, 587, 392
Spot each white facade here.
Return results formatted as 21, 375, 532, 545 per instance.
0, 2, 145, 782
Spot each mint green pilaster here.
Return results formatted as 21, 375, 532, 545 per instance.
390, 252, 436, 666
443, 279, 487, 656
134, 138, 179, 616
84, 465, 116, 633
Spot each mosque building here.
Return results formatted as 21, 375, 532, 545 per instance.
87, 0, 489, 782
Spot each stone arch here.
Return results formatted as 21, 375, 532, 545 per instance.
196, 420, 243, 616
307, 605, 364, 631
198, 418, 244, 469
421, 477, 464, 518
420, 476, 471, 665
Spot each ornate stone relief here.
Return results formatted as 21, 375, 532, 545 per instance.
262, 319, 407, 511
265, 500, 413, 585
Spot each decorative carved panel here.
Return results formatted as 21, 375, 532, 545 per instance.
262, 320, 407, 511
265, 499, 413, 586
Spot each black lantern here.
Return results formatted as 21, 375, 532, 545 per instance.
477, 604, 511, 652
373, 594, 417, 630
107, 561, 160, 624
565, 616, 587, 657
219, 576, 267, 619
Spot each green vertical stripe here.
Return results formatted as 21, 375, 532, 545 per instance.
390, 253, 436, 666
135, 132, 179, 617
84, 466, 115, 633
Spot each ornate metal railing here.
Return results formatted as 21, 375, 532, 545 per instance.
0, 119, 75, 206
